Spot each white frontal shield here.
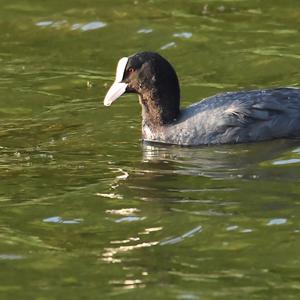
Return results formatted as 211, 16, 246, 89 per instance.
104, 57, 129, 106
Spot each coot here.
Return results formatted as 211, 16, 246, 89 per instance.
104, 52, 300, 145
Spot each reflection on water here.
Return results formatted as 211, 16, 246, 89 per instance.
96, 139, 300, 295
142, 139, 300, 179
36, 20, 107, 31
160, 225, 203, 245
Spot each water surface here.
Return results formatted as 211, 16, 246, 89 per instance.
0, 1, 300, 299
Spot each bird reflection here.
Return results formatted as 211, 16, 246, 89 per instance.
105, 139, 300, 205
142, 139, 300, 178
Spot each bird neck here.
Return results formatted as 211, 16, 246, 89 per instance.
139, 92, 180, 128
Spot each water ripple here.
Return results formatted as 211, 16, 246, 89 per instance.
160, 225, 203, 245
36, 21, 53, 27
267, 218, 287, 226
137, 28, 153, 34
173, 32, 193, 39
0, 254, 24, 260
35, 20, 107, 31
43, 216, 83, 224
115, 216, 145, 223
106, 208, 140, 216
160, 42, 177, 50
272, 158, 300, 165
73, 21, 107, 31
102, 241, 159, 263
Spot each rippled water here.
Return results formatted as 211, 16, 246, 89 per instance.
1, 1, 300, 299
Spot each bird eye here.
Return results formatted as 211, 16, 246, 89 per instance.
128, 67, 134, 73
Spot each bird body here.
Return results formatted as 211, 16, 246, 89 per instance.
143, 88, 300, 145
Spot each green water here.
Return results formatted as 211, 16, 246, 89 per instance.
0, 0, 300, 299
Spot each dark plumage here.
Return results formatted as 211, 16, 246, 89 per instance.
104, 51, 300, 146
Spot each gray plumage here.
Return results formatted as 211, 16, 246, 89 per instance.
143, 88, 300, 145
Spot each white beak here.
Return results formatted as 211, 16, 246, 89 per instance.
104, 57, 129, 106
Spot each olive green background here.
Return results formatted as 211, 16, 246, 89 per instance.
0, 1, 300, 299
